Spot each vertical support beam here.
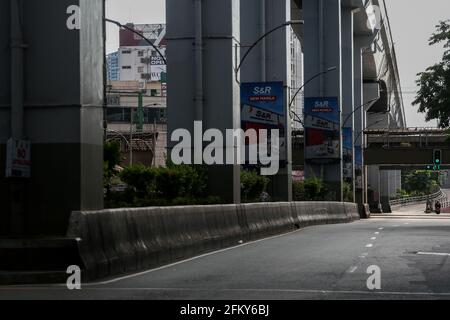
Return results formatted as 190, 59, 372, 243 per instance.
240, 0, 265, 83
341, 7, 355, 202
0, 0, 104, 237
10, 0, 24, 141
303, 0, 343, 201
265, 0, 292, 201
367, 165, 382, 212
239, 0, 292, 201
354, 40, 364, 207
167, 0, 241, 203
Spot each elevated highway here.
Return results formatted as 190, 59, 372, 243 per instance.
365, 128, 450, 166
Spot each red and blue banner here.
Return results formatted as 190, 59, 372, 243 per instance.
304, 97, 340, 161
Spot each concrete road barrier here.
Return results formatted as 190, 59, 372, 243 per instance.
67, 202, 360, 281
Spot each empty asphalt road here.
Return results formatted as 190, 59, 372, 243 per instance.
2, 208, 450, 300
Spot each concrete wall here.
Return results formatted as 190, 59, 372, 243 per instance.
68, 202, 360, 280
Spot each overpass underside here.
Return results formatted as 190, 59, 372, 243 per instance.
365, 130, 450, 166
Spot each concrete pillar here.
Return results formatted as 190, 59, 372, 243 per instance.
380, 169, 390, 212
367, 165, 382, 212
167, 0, 241, 203
303, 0, 343, 201
238, 0, 292, 201
265, 0, 292, 201
341, 7, 355, 202
354, 41, 364, 206
240, 0, 266, 83
0, 0, 104, 237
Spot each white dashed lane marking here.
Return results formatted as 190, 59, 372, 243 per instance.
371, 237, 377, 240
417, 252, 450, 257
366, 244, 374, 248
348, 266, 358, 273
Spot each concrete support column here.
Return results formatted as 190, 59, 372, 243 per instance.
379, 169, 401, 213
367, 165, 382, 212
167, 0, 241, 203
303, 0, 343, 201
380, 169, 390, 212
239, 0, 292, 201
354, 42, 364, 206
0, 0, 104, 237
265, 0, 292, 201
341, 7, 355, 202
240, 0, 267, 83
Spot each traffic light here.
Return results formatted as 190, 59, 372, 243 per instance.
433, 149, 442, 166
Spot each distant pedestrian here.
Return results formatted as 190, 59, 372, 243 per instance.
425, 199, 432, 213
260, 191, 271, 202
435, 201, 441, 215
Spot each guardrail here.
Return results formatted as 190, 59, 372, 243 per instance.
389, 189, 444, 207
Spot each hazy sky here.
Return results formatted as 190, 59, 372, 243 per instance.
106, 0, 450, 127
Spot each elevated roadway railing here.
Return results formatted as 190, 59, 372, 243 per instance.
389, 189, 445, 207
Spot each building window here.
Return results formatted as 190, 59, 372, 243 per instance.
138, 66, 144, 73
138, 50, 144, 57
122, 50, 131, 54
122, 66, 131, 69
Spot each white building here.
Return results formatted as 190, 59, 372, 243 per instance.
116, 24, 167, 85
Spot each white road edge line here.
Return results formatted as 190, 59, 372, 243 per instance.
7, 287, 450, 297
417, 252, 450, 257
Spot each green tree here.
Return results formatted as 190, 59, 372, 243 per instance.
404, 170, 439, 196
413, 20, 450, 127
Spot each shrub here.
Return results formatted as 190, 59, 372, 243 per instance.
104, 140, 122, 195
343, 182, 353, 202
292, 177, 327, 201
292, 181, 305, 201
106, 164, 216, 208
241, 170, 270, 203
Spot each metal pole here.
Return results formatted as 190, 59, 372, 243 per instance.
318, 0, 324, 96
260, 0, 266, 82
11, 0, 24, 140
153, 118, 157, 167
194, 0, 203, 121
130, 108, 133, 166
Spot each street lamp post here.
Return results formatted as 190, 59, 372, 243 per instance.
235, 20, 304, 84
130, 108, 134, 166
289, 66, 338, 126
341, 97, 380, 129
353, 119, 385, 145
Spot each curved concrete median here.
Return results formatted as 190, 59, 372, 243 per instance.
67, 202, 360, 281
